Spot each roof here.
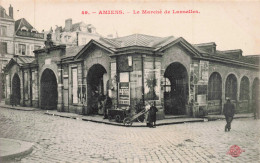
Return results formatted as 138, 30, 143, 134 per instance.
64, 45, 85, 58
16, 55, 35, 65
109, 34, 175, 48
0, 5, 13, 19
15, 18, 36, 32
71, 21, 86, 31
4, 55, 36, 72
53, 33, 260, 67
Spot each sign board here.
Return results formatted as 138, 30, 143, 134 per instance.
118, 82, 130, 105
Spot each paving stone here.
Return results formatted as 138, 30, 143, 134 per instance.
0, 107, 259, 163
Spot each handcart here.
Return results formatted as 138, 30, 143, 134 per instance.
108, 109, 128, 123
123, 109, 149, 126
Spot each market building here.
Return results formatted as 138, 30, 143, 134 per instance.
4, 33, 260, 119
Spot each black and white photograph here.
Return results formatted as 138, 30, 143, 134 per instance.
0, 0, 259, 162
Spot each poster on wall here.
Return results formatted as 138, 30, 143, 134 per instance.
144, 69, 160, 101
199, 61, 209, 84
118, 82, 130, 106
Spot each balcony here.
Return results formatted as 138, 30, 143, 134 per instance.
16, 31, 44, 39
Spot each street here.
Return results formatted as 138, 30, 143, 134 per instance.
0, 107, 259, 163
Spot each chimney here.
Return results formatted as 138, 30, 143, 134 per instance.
65, 18, 72, 32
9, 5, 13, 19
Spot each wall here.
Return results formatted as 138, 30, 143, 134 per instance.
208, 61, 259, 114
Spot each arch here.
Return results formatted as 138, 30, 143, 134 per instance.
87, 64, 107, 114
252, 77, 259, 101
208, 72, 222, 100
11, 73, 21, 105
240, 76, 250, 100
163, 62, 189, 115
40, 68, 58, 110
225, 74, 237, 100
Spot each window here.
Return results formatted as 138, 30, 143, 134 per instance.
0, 26, 7, 36
18, 44, 26, 55
208, 72, 222, 100
0, 42, 7, 53
240, 76, 249, 100
225, 74, 237, 100
31, 28, 37, 33
21, 26, 28, 31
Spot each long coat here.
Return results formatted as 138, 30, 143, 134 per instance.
223, 102, 235, 117
149, 106, 158, 123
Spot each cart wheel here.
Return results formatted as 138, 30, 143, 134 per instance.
108, 116, 113, 121
123, 117, 133, 126
115, 115, 121, 123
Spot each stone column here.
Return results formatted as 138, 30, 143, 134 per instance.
57, 66, 63, 112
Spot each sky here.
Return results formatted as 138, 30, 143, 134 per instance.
1, 0, 260, 56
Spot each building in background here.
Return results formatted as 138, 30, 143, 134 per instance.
0, 5, 15, 73
0, 4, 44, 100
52, 18, 100, 47
14, 18, 45, 56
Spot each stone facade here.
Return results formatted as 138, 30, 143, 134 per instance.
4, 34, 260, 119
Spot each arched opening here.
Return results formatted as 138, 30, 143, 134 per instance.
225, 74, 237, 100
164, 62, 188, 115
87, 64, 107, 114
208, 72, 222, 113
12, 74, 21, 105
208, 72, 222, 100
252, 78, 259, 102
40, 69, 58, 110
239, 76, 250, 113
240, 76, 249, 100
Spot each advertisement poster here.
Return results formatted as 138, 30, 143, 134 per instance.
144, 69, 160, 101
118, 82, 130, 105
0, 0, 259, 162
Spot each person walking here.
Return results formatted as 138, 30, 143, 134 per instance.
149, 102, 158, 128
223, 97, 235, 132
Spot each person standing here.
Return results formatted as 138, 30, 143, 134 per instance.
223, 97, 235, 132
103, 95, 112, 119
149, 102, 158, 128
144, 101, 151, 127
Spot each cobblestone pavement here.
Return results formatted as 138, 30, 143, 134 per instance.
0, 107, 259, 163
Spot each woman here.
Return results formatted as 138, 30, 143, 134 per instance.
149, 102, 158, 128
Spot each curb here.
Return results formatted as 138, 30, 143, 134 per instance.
0, 105, 36, 111
0, 138, 34, 162
205, 115, 254, 121
45, 112, 205, 127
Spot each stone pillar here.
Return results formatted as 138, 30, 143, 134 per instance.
57, 67, 63, 112
221, 77, 226, 114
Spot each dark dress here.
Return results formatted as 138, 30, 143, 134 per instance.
149, 106, 158, 123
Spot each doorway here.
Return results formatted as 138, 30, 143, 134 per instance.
164, 62, 188, 115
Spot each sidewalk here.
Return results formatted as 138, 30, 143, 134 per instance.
44, 110, 205, 127
0, 102, 38, 111
0, 102, 254, 127
0, 138, 33, 162
205, 113, 254, 121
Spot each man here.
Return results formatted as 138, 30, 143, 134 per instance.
223, 97, 235, 132
103, 95, 112, 119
